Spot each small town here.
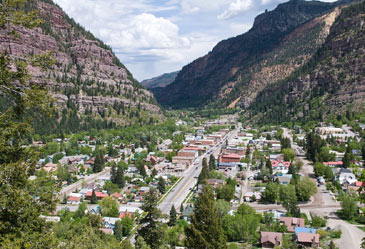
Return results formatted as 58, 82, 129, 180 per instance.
32, 113, 365, 249
1, 0, 365, 248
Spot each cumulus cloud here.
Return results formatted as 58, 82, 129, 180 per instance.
218, 0, 253, 20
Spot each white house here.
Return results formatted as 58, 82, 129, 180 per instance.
338, 168, 357, 185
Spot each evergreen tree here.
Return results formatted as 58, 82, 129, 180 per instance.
0, 1, 57, 246
209, 154, 216, 171
158, 176, 166, 194
136, 236, 151, 249
185, 186, 227, 249
343, 142, 354, 168
246, 145, 251, 158
90, 189, 97, 204
115, 165, 125, 188
140, 189, 166, 249
111, 162, 117, 183
93, 151, 104, 173
113, 220, 123, 241
169, 205, 177, 226
265, 159, 273, 175
198, 158, 209, 184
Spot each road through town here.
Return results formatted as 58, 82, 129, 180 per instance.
158, 123, 241, 214
282, 128, 365, 249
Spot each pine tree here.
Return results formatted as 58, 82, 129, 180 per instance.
114, 220, 123, 241
115, 165, 125, 188
93, 151, 104, 173
343, 142, 353, 168
140, 189, 166, 249
186, 186, 227, 249
111, 162, 117, 183
169, 205, 177, 226
246, 145, 251, 158
265, 159, 273, 175
209, 154, 216, 171
0, 1, 57, 246
90, 189, 97, 204
158, 176, 166, 194
198, 158, 209, 184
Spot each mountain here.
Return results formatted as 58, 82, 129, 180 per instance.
0, 0, 161, 134
152, 0, 354, 109
249, 0, 365, 124
141, 71, 179, 89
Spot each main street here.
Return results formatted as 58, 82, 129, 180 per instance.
158, 123, 241, 214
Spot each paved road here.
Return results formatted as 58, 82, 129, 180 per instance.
158, 123, 241, 214
282, 128, 365, 249
58, 167, 111, 198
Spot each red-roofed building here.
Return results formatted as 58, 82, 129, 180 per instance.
280, 217, 305, 232
260, 232, 282, 248
356, 181, 365, 187
67, 196, 81, 205
296, 232, 320, 247
85, 191, 108, 200
183, 146, 206, 152
219, 153, 242, 163
119, 211, 133, 219
271, 160, 291, 174
323, 161, 343, 167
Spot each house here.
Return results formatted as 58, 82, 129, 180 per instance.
111, 192, 122, 201
323, 161, 343, 167
280, 217, 305, 232
85, 191, 108, 200
296, 232, 320, 247
266, 209, 286, 220
276, 175, 292, 185
294, 227, 316, 236
218, 162, 237, 170
182, 205, 194, 222
67, 196, 81, 205
219, 153, 241, 163
243, 192, 261, 202
221, 146, 245, 155
43, 163, 58, 173
338, 168, 357, 185
177, 150, 198, 158
260, 232, 282, 248
172, 156, 194, 166
138, 186, 150, 195
102, 217, 120, 229
119, 211, 133, 219
271, 161, 290, 174
205, 179, 225, 189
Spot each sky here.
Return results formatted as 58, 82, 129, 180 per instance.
53, 0, 336, 81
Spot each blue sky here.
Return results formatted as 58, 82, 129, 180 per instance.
53, 0, 336, 81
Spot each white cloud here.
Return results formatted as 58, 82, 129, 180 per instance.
218, 0, 253, 20
111, 13, 190, 50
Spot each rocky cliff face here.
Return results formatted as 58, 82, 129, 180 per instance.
152, 0, 352, 109
249, 0, 365, 124
0, 0, 161, 133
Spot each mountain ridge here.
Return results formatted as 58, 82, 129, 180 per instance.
152, 0, 355, 109
0, 0, 161, 134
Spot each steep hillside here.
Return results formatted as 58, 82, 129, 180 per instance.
249, 0, 365, 124
141, 71, 179, 89
0, 0, 161, 134
153, 0, 353, 108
